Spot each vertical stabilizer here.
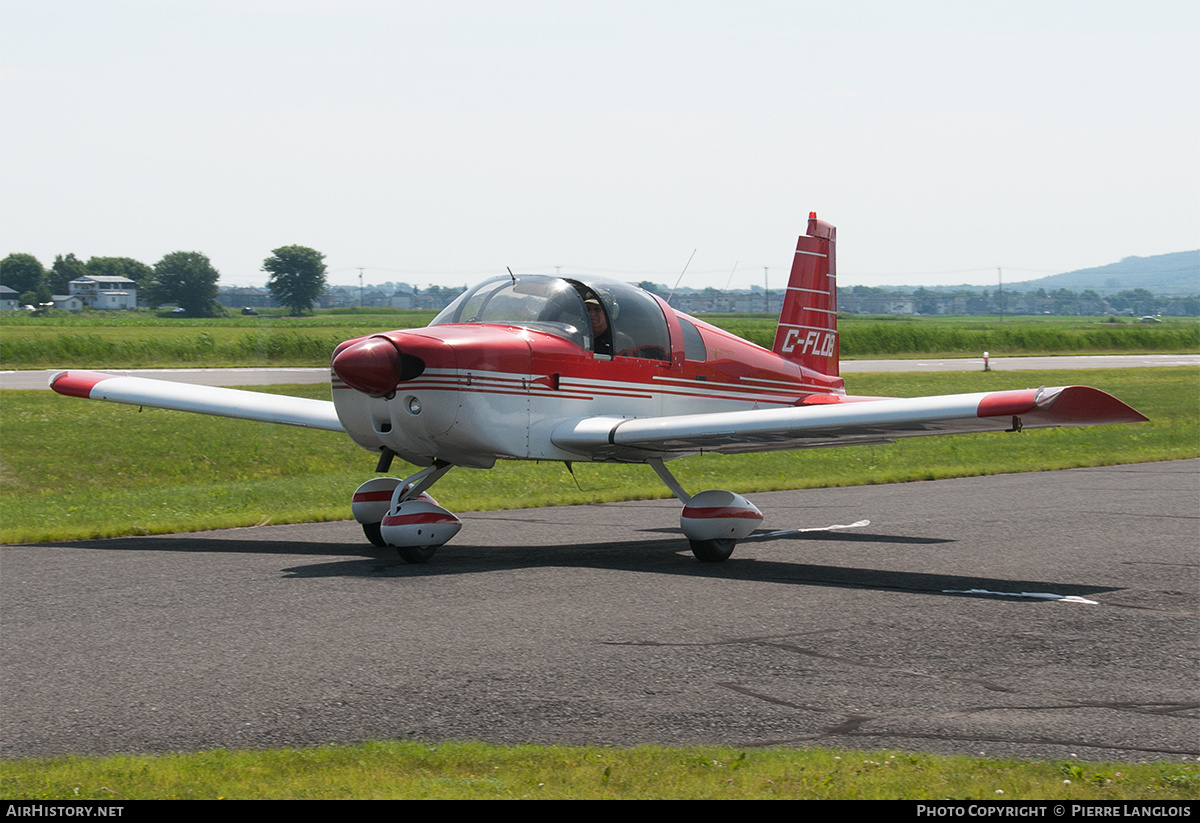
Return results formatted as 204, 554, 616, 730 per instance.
771, 212, 838, 377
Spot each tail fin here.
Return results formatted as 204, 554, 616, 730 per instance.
771, 212, 838, 377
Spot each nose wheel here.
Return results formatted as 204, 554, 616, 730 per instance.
351, 461, 460, 562
397, 545, 439, 564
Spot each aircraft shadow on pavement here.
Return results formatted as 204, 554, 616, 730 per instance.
34, 529, 1118, 600
39, 524, 946, 556
279, 533, 1117, 601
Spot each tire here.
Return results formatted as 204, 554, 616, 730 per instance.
689, 538, 736, 562
398, 545, 438, 564
363, 522, 386, 547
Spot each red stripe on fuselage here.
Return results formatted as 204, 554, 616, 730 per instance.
334, 320, 842, 405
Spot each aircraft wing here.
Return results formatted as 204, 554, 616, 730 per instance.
49, 370, 344, 432
551, 386, 1147, 460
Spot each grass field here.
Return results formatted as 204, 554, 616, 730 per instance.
1, 311, 1196, 367
2, 367, 1195, 544
3, 741, 1197, 800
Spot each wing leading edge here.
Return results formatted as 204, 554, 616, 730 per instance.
551, 386, 1147, 460
49, 370, 344, 432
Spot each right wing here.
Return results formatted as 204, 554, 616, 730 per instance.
49, 370, 344, 432
551, 385, 1147, 461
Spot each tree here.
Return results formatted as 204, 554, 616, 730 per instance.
912, 287, 940, 315
149, 251, 222, 315
262, 245, 327, 315
0, 253, 46, 296
48, 253, 89, 295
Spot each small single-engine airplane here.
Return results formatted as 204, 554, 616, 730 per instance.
50, 213, 1147, 562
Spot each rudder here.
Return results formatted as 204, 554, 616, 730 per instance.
771, 211, 838, 377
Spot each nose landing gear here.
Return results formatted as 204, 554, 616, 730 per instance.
351, 461, 460, 563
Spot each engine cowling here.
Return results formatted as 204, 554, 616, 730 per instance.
331, 335, 425, 398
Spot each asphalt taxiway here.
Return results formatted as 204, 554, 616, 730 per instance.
2, 460, 1196, 761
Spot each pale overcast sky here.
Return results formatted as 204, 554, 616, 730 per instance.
2, 0, 1196, 290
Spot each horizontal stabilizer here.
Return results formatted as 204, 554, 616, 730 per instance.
49, 370, 344, 432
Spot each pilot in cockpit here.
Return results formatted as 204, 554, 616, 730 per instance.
584, 295, 613, 356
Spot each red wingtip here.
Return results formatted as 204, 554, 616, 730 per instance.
49, 370, 115, 399
977, 386, 1148, 426
1037, 385, 1149, 425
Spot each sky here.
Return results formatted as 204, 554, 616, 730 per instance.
1, 0, 1197, 292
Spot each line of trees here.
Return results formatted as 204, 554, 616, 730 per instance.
0, 246, 328, 316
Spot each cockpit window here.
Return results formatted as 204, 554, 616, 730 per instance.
588, 279, 671, 361
430, 275, 671, 361
431, 276, 590, 348
679, 316, 707, 361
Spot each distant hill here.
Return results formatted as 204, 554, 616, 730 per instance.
1007, 250, 1199, 296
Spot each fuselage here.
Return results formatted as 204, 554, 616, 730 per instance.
331, 274, 844, 468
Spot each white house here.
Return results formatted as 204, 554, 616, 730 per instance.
51, 294, 86, 311
0, 285, 18, 310
68, 276, 138, 309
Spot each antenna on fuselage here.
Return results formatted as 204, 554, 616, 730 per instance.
722, 260, 739, 292
665, 248, 697, 305
506, 266, 516, 285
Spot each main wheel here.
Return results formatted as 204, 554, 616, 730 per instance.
398, 545, 438, 564
363, 522, 386, 547
689, 538, 736, 562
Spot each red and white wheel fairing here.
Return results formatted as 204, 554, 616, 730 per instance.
680, 490, 763, 543
379, 500, 462, 549
350, 477, 403, 526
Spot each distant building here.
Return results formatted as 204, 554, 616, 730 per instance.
838, 295, 915, 315
216, 287, 275, 309
0, 285, 18, 310
68, 275, 137, 310
319, 287, 358, 309
51, 294, 86, 311
388, 290, 415, 310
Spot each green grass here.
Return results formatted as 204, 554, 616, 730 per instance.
718, 314, 1200, 356
1, 312, 1196, 367
2, 741, 1196, 800
0, 309, 435, 368
2, 368, 1195, 544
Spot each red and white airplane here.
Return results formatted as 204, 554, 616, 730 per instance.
50, 213, 1147, 562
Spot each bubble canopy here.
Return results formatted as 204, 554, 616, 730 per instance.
431, 275, 671, 360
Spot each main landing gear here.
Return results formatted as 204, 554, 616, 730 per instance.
351, 458, 762, 564
351, 460, 460, 563
649, 459, 762, 563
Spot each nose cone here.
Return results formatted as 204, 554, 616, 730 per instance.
332, 336, 403, 397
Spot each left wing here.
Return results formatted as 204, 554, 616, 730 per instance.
49, 370, 344, 432
551, 385, 1147, 460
